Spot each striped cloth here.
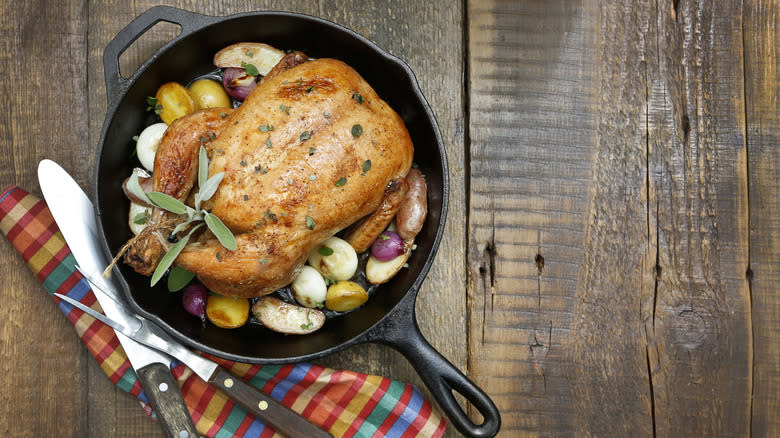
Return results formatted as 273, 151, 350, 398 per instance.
0, 186, 446, 438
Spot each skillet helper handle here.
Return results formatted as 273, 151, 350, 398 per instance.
378, 309, 501, 438
209, 367, 333, 438
135, 362, 199, 438
102, 5, 217, 107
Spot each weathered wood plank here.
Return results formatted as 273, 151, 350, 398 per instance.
647, 1, 752, 435
467, 0, 604, 435
743, 0, 780, 436
0, 1, 90, 437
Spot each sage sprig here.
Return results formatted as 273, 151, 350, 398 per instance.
127, 146, 238, 286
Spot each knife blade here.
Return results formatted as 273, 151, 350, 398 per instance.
39, 159, 332, 438
38, 159, 199, 438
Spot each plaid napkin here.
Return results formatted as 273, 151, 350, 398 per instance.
0, 185, 446, 438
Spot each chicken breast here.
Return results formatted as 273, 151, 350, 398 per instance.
159, 58, 413, 297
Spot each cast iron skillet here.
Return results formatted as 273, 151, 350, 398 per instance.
94, 6, 499, 437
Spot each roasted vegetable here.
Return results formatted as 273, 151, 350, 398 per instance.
182, 283, 208, 320
221, 67, 257, 100
396, 168, 427, 240
307, 236, 358, 281
366, 242, 412, 285
371, 230, 404, 261
252, 296, 325, 334
213, 42, 285, 76
136, 123, 167, 171
206, 294, 250, 328
325, 281, 368, 312
291, 265, 327, 308
189, 78, 231, 109
128, 202, 151, 235
155, 82, 197, 124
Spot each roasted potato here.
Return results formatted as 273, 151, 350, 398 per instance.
326, 281, 369, 312
206, 294, 250, 328
252, 296, 325, 334
155, 82, 197, 124
213, 42, 285, 76
188, 78, 231, 109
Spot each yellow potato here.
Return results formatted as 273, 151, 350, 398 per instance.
326, 281, 368, 312
155, 82, 197, 124
189, 78, 231, 109
206, 294, 250, 329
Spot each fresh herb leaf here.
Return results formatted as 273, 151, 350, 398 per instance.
351, 124, 363, 137
352, 92, 364, 104
305, 215, 316, 230
242, 61, 260, 77
204, 212, 237, 251
126, 173, 151, 205
167, 266, 195, 292
305, 85, 314, 93
259, 124, 274, 133
318, 246, 334, 256
151, 225, 201, 286
197, 172, 225, 204
324, 111, 330, 119
300, 131, 311, 141
266, 137, 272, 148
265, 209, 278, 222
147, 192, 187, 215
219, 112, 228, 118
146, 96, 162, 114
198, 146, 208, 189
335, 177, 347, 187
279, 104, 290, 114
362, 160, 371, 173
308, 147, 316, 156
133, 212, 147, 225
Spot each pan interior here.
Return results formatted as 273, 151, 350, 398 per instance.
96, 12, 446, 363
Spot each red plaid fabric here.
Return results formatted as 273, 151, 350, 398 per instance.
0, 186, 446, 438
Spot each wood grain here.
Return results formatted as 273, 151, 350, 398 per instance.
0, 0, 90, 437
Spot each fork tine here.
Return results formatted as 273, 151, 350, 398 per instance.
53, 293, 138, 336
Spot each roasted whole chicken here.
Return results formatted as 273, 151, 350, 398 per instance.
125, 57, 414, 298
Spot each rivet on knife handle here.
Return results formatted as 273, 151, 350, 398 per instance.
210, 368, 333, 438
136, 362, 199, 438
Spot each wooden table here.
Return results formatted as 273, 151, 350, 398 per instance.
1, 1, 777, 436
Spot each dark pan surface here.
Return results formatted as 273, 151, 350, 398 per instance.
95, 11, 447, 364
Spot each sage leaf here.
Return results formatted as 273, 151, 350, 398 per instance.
198, 146, 208, 188
151, 226, 199, 286
204, 212, 237, 250
147, 192, 187, 215
167, 266, 195, 292
198, 172, 225, 203
127, 173, 151, 205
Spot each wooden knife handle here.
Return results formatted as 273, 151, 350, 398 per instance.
136, 362, 199, 438
209, 367, 333, 438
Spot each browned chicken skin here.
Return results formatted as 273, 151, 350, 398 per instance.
128, 58, 414, 298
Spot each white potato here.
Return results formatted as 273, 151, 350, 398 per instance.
213, 42, 285, 76
291, 265, 327, 308
366, 242, 412, 285
307, 236, 358, 281
136, 123, 167, 171
128, 202, 152, 235
252, 296, 325, 335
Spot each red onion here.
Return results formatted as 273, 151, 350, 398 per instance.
182, 283, 208, 320
371, 230, 404, 262
221, 67, 258, 100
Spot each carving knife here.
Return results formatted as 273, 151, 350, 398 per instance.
38, 159, 199, 438
39, 159, 333, 438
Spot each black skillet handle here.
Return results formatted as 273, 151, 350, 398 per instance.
102, 6, 217, 108
366, 297, 501, 438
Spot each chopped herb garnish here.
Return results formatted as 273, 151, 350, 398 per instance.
146, 96, 162, 114
132, 135, 139, 142
318, 246, 334, 256
300, 131, 311, 141
133, 212, 147, 225
265, 210, 278, 222
351, 124, 363, 137
259, 124, 274, 133
335, 177, 347, 187
288, 178, 294, 185
242, 61, 260, 77
309, 174, 317, 181
306, 85, 314, 93
240, 160, 247, 167
352, 92, 364, 104
243, 195, 249, 201
305, 216, 316, 230
380, 234, 390, 240
279, 104, 290, 114
259, 259, 267, 264
220, 112, 228, 118
324, 111, 331, 119
362, 160, 372, 173
266, 137, 272, 148
245, 50, 254, 57
216, 252, 222, 262
308, 147, 316, 156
